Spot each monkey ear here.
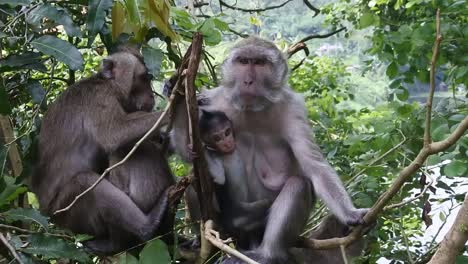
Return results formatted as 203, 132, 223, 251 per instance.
101, 59, 115, 79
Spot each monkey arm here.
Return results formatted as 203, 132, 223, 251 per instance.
285, 97, 366, 226
93, 105, 166, 153
169, 99, 192, 161
206, 153, 226, 185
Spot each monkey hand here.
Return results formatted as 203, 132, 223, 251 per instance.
344, 208, 369, 226
187, 144, 198, 161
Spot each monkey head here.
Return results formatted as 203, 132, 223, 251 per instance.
221, 36, 288, 111
99, 47, 155, 112
199, 110, 235, 154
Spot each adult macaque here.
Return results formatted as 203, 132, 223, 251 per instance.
170, 36, 368, 263
31, 48, 173, 254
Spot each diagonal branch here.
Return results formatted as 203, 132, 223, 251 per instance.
303, 0, 320, 17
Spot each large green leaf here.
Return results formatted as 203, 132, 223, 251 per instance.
0, 0, 30, 6
118, 253, 138, 264
386, 61, 398, 79
21, 234, 90, 262
86, 0, 113, 46
27, 4, 81, 37
31, 35, 84, 71
0, 52, 43, 72
443, 160, 467, 177
199, 18, 221, 46
142, 46, 163, 77
4, 208, 49, 230
139, 239, 171, 264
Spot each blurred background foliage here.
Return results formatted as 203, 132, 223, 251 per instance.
0, 0, 466, 263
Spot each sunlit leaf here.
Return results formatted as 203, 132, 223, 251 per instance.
31, 35, 84, 71
359, 12, 375, 28
111, 1, 126, 40
146, 0, 179, 41
87, 0, 113, 46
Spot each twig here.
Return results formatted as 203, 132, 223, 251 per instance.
54, 95, 174, 215
204, 220, 259, 264
424, 9, 442, 147
298, 27, 346, 43
219, 0, 293, 12
0, 224, 73, 240
0, 232, 24, 264
339, 244, 349, 264
303, 0, 320, 17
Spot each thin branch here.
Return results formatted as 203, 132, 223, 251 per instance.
0, 232, 24, 264
303, 0, 320, 17
219, 0, 293, 12
298, 27, 346, 43
339, 245, 349, 264
424, 9, 442, 147
0, 224, 73, 240
204, 220, 259, 264
384, 170, 434, 210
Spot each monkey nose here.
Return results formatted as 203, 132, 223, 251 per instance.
244, 80, 253, 85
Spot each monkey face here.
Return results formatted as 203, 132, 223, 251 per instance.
128, 73, 155, 112
221, 41, 288, 111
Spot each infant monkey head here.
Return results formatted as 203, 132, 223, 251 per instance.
199, 110, 235, 154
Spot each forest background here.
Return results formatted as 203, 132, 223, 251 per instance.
0, 0, 467, 263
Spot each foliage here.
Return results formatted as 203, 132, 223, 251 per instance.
0, 0, 466, 263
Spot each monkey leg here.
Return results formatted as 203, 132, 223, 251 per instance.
64, 172, 167, 248
257, 176, 313, 262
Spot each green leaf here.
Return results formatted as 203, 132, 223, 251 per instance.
21, 234, 90, 262
443, 160, 467, 177
87, 0, 113, 46
395, 87, 409, 101
142, 46, 163, 77
213, 18, 229, 31
118, 253, 139, 264
359, 12, 375, 28
426, 155, 441, 166
0, 52, 43, 72
32, 35, 84, 71
431, 123, 450, 142
386, 62, 398, 79
199, 19, 222, 46
0, 83, 12, 114
26, 81, 46, 106
4, 208, 49, 230
27, 4, 81, 37
396, 104, 413, 117
139, 239, 171, 264
0, 0, 30, 6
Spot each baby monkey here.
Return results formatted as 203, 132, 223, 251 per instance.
199, 110, 271, 233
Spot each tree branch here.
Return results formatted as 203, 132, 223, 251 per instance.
0, 232, 24, 264
303, 0, 320, 17
428, 194, 468, 263
424, 8, 442, 147
219, 0, 293, 12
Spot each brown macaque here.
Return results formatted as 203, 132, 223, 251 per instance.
31, 47, 173, 255
170, 36, 369, 264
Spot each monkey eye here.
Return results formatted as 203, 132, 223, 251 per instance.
213, 135, 222, 142
238, 58, 249, 65
225, 128, 231, 137
254, 59, 266, 65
